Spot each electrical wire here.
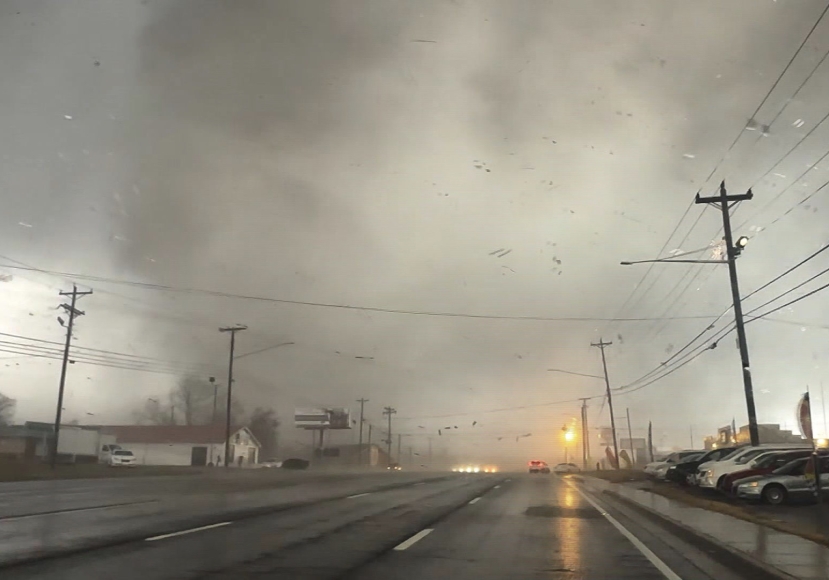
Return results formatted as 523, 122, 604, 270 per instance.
700, 0, 829, 191
0, 263, 719, 323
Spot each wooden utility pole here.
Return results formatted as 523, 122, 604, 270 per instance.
383, 407, 396, 467
219, 325, 247, 468
579, 398, 590, 470
696, 182, 759, 446
51, 285, 92, 469
356, 398, 369, 467
626, 408, 635, 467
591, 338, 620, 469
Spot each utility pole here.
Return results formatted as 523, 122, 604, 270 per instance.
690, 425, 695, 448
219, 325, 247, 468
170, 404, 175, 425
647, 421, 654, 463
428, 437, 433, 469
51, 285, 92, 469
383, 407, 396, 467
591, 338, 620, 469
356, 398, 368, 467
696, 182, 759, 446
397, 433, 402, 462
579, 398, 590, 470
626, 408, 635, 467
209, 376, 218, 424
367, 424, 373, 466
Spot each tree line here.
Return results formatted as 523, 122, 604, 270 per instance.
133, 376, 280, 461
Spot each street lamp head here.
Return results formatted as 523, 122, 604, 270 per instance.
564, 431, 575, 442
620, 261, 633, 266
736, 236, 749, 249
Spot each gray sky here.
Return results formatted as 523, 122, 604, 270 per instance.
2, 0, 829, 467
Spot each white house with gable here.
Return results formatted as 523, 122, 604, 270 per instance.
101, 425, 260, 467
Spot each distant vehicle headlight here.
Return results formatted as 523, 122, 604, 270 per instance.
473, 467, 480, 473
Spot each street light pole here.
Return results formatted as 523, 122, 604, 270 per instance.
696, 182, 760, 446
383, 407, 396, 467
219, 325, 247, 468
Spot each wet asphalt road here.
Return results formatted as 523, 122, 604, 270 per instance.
1, 473, 755, 579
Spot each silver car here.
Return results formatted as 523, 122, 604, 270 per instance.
735, 456, 828, 505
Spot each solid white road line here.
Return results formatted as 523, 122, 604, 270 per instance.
145, 521, 231, 542
468, 497, 482, 504
347, 493, 371, 499
494, 485, 501, 489
394, 528, 434, 551
567, 482, 682, 580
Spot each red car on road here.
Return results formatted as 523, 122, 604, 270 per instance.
723, 449, 815, 493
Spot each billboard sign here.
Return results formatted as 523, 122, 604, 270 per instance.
295, 408, 330, 429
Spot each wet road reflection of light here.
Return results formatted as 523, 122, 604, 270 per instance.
553, 482, 582, 573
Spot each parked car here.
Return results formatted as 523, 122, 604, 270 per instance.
696, 444, 811, 490
653, 452, 704, 481
723, 449, 816, 493
735, 455, 829, 505
665, 447, 737, 484
644, 450, 702, 478
553, 463, 580, 474
107, 449, 137, 467
257, 458, 283, 468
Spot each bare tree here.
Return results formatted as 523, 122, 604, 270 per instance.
131, 378, 246, 427
0, 392, 15, 426
171, 375, 215, 425
132, 397, 176, 426
248, 407, 280, 459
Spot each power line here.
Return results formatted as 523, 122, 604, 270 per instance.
700, 0, 829, 191
0, 263, 718, 323
604, 198, 696, 333
742, 243, 829, 301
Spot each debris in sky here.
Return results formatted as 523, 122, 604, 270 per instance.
497, 437, 503, 441
410, 39, 437, 43
94, 60, 100, 66
773, 173, 786, 178
418, 425, 425, 429
17, 222, 33, 228
497, 249, 512, 258
665, 343, 674, 354
0, 274, 12, 283
489, 248, 504, 256
472, 421, 477, 426
444, 426, 452, 430
454, 426, 458, 429
682, 153, 695, 159
617, 334, 624, 343
438, 430, 442, 436
501, 265, 515, 273
64, 115, 73, 120
793, 119, 805, 128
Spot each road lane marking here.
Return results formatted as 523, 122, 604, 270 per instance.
494, 485, 501, 489
145, 522, 231, 542
567, 481, 682, 580
347, 493, 371, 499
468, 497, 482, 504
413, 482, 426, 486
394, 528, 433, 550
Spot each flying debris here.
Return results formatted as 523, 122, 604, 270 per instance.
438, 429, 442, 436
472, 421, 477, 426
418, 425, 425, 429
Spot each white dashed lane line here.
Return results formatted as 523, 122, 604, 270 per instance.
144, 522, 231, 542
347, 493, 371, 499
394, 528, 434, 551
468, 497, 482, 504
494, 485, 501, 489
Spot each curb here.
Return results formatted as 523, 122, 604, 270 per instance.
0, 474, 453, 570
597, 486, 797, 580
